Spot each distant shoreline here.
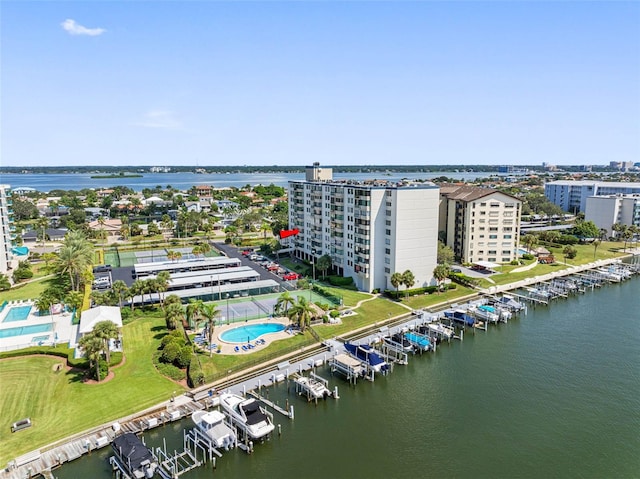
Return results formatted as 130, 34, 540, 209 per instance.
90, 174, 144, 179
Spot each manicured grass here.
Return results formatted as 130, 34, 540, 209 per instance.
198, 332, 315, 381
401, 285, 478, 310
2, 277, 53, 302
315, 298, 407, 339
311, 284, 372, 307
0, 313, 179, 464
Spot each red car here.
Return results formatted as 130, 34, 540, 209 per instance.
282, 272, 299, 281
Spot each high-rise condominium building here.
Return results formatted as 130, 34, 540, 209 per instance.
0, 185, 16, 275
545, 180, 640, 214
439, 186, 522, 264
288, 164, 439, 292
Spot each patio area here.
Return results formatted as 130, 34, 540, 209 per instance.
193, 318, 293, 355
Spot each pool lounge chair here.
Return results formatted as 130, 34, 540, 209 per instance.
234, 346, 240, 352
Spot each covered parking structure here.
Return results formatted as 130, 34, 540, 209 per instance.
133, 257, 241, 279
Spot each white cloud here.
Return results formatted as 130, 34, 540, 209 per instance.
61, 19, 106, 36
133, 110, 184, 130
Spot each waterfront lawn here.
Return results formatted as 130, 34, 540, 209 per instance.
198, 332, 315, 381
314, 297, 407, 339
311, 284, 372, 307
401, 285, 478, 310
0, 313, 179, 465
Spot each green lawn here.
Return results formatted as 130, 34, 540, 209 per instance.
0, 314, 179, 464
401, 285, 478, 310
198, 332, 315, 382
2, 277, 52, 302
314, 297, 408, 339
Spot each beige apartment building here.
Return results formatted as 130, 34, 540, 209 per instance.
439, 186, 522, 265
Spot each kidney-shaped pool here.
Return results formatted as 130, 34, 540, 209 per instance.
219, 323, 286, 343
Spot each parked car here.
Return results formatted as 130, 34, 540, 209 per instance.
266, 263, 279, 272
282, 272, 300, 281
241, 250, 252, 256
248, 253, 258, 261
451, 268, 462, 273
93, 264, 112, 273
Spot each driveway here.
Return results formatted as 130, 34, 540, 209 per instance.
213, 242, 290, 289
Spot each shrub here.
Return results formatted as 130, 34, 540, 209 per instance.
327, 276, 355, 287
510, 260, 519, 265
330, 310, 340, 318
175, 346, 192, 369
187, 355, 204, 387
109, 351, 123, 367
96, 358, 109, 381
156, 361, 186, 381
522, 253, 535, 260
160, 342, 180, 363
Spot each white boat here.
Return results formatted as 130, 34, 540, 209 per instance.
293, 375, 331, 400
219, 393, 275, 440
191, 410, 236, 450
111, 433, 159, 478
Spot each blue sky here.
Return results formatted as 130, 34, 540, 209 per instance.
1, 1, 639, 167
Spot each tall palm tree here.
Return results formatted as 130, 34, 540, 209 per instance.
78, 334, 104, 382
111, 280, 129, 309
433, 264, 451, 293
275, 291, 296, 317
592, 239, 601, 260
390, 272, 403, 299
287, 296, 314, 332
186, 299, 204, 329
92, 320, 119, 363
522, 234, 538, 254
200, 303, 220, 357
56, 230, 93, 291
36, 216, 49, 253
64, 290, 84, 314
35, 292, 55, 319
130, 279, 146, 311
155, 271, 171, 309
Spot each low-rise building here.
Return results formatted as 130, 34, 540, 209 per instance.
585, 194, 640, 238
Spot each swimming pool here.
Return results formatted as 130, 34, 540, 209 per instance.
220, 323, 285, 343
0, 323, 53, 339
2, 305, 33, 323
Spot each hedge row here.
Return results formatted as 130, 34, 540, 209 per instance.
0, 346, 123, 370
385, 283, 457, 299
187, 354, 205, 387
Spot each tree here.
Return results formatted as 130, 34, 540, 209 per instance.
167, 250, 182, 262
92, 320, 119, 363
433, 264, 450, 293
592, 239, 601, 260
522, 234, 538, 254
572, 220, 600, 241
437, 241, 455, 265
56, 230, 93, 291
35, 291, 55, 319
165, 302, 184, 331
390, 272, 403, 299
78, 333, 104, 382
186, 299, 204, 329
316, 254, 332, 279
563, 245, 578, 263
111, 280, 129, 309
0, 274, 10, 291
129, 280, 146, 311
200, 303, 220, 357
155, 271, 171, 309
402, 270, 415, 298
287, 296, 314, 332
64, 290, 83, 313
275, 291, 296, 317
36, 216, 50, 253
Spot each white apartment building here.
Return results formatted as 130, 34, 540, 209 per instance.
439, 186, 521, 264
0, 185, 16, 275
288, 164, 439, 293
585, 194, 640, 238
545, 180, 640, 214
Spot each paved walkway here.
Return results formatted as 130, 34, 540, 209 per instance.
510, 260, 539, 273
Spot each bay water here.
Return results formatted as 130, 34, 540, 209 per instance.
55, 276, 640, 478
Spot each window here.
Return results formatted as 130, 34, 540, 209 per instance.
385, 238, 391, 245
385, 248, 391, 254
385, 257, 390, 264
386, 229, 391, 235
386, 220, 391, 226
504, 234, 512, 239
489, 234, 497, 239
385, 267, 390, 273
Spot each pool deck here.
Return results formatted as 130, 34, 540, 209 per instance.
197, 318, 292, 355
0, 301, 79, 352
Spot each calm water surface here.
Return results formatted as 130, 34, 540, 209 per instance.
56, 277, 640, 478
1, 171, 499, 192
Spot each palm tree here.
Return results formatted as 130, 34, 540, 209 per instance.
198, 241, 211, 257
200, 303, 220, 357
64, 290, 84, 314
92, 320, 119, 363
155, 271, 171, 309
191, 245, 203, 258
390, 272, 403, 299
111, 280, 129, 309
433, 264, 451, 293
36, 216, 49, 253
316, 254, 332, 280
260, 222, 271, 241
165, 302, 184, 331
167, 250, 182, 262
78, 333, 104, 381
97, 216, 107, 247
402, 270, 415, 298
592, 239, 601, 260
56, 230, 93, 291
287, 296, 315, 332
522, 234, 538, 254
130, 279, 146, 311
35, 292, 55, 319
275, 291, 295, 317
186, 299, 204, 329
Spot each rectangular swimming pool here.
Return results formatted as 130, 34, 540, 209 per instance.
0, 323, 53, 339
2, 305, 33, 323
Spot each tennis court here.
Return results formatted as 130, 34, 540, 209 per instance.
215, 290, 339, 325
103, 246, 220, 267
